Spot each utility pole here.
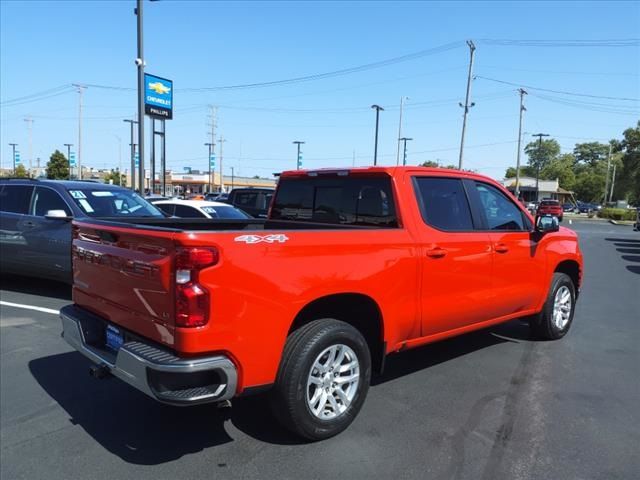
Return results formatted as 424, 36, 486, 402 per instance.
231, 166, 235, 189
64, 143, 73, 180
293, 141, 305, 170
609, 163, 616, 203
531, 133, 550, 201
400, 137, 412, 166
515, 88, 527, 198
371, 104, 384, 166
205, 142, 214, 192
24, 117, 33, 173
123, 119, 138, 189
458, 40, 476, 170
135, 0, 145, 193
218, 136, 226, 192
71, 84, 86, 180
396, 96, 408, 166
9, 143, 18, 174
603, 143, 612, 204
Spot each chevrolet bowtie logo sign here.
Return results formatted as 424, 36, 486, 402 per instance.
148, 82, 171, 95
144, 73, 173, 120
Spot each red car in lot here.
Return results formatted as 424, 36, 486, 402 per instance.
537, 199, 563, 221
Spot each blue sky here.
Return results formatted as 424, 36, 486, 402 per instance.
1, 0, 639, 180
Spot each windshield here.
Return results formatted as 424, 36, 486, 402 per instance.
67, 188, 164, 218
201, 205, 251, 219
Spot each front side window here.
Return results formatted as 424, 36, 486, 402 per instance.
32, 187, 71, 216
271, 176, 397, 227
0, 185, 34, 214
413, 177, 474, 231
474, 182, 525, 231
66, 188, 163, 218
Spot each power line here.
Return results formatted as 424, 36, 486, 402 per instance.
476, 38, 640, 47
475, 76, 639, 101
1, 84, 73, 105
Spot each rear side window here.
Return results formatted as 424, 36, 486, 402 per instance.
0, 185, 34, 214
234, 192, 258, 208
271, 176, 398, 227
174, 205, 206, 218
31, 187, 71, 216
413, 177, 473, 231
156, 203, 175, 216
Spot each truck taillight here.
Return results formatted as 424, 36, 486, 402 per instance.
175, 247, 218, 328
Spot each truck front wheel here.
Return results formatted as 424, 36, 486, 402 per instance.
530, 272, 576, 340
271, 318, 371, 441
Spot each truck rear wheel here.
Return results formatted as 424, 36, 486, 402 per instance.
271, 318, 371, 441
530, 272, 576, 340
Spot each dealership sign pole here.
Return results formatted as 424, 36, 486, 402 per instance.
144, 73, 172, 195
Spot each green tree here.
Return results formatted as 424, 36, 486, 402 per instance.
612, 122, 640, 204
540, 153, 576, 190
103, 169, 125, 186
14, 164, 29, 178
45, 150, 69, 179
573, 170, 606, 202
420, 160, 439, 167
524, 138, 561, 172
505, 165, 537, 178
573, 142, 610, 167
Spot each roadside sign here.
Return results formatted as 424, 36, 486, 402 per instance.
209, 153, 216, 169
69, 152, 76, 167
144, 73, 173, 120
14, 151, 21, 165
134, 152, 139, 168
297, 152, 303, 169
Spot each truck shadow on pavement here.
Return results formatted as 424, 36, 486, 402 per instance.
0, 274, 71, 300
29, 320, 531, 463
604, 237, 640, 275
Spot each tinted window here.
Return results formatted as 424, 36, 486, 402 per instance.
414, 177, 473, 231
0, 185, 34, 214
475, 182, 525, 231
234, 192, 258, 208
174, 205, 206, 218
32, 187, 71, 216
67, 188, 163, 218
271, 176, 397, 227
156, 203, 175, 216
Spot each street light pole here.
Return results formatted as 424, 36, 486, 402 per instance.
458, 40, 476, 170
64, 143, 73, 180
396, 96, 408, 166
205, 142, 214, 193
135, 0, 145, 193
400, 137, 412, 166
9, 143, 18, 175
293, 141, 305, 170
515, 88, 527, 198
532, 133, 550, 201
371, 105, 384, 166
123, 119, 138, 189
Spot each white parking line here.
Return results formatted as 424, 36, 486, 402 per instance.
0, 301, 59, 315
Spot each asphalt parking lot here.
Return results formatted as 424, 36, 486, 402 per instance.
1, 219, 638, 480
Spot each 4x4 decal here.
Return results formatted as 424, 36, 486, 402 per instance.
234, 234, 289, 244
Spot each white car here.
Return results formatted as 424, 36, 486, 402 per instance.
153, 199, 251, 219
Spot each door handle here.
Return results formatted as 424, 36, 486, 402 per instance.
495, 243, 509, 254
426, 247, 447, 258
22, 221, 36, 228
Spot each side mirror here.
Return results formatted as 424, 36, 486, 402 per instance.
536, 214, 559, 233
45, 210, 72, 221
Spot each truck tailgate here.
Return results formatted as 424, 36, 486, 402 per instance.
71, 221, 177, 347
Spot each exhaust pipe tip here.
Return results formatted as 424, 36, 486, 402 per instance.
89, 364, 112, 380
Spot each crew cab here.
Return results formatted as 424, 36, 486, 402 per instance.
60, 167, 583, 440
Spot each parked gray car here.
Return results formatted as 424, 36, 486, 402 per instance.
0, 179, 164, 283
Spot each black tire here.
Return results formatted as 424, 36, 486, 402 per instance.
270, 318, 371, 441
530, 272, 576, 340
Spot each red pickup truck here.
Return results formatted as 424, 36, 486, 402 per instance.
60, 167, 582, 440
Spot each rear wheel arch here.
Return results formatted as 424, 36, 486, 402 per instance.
288, 293, 385, 373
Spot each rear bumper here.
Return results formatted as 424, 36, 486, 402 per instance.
60, 305, 237, 406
